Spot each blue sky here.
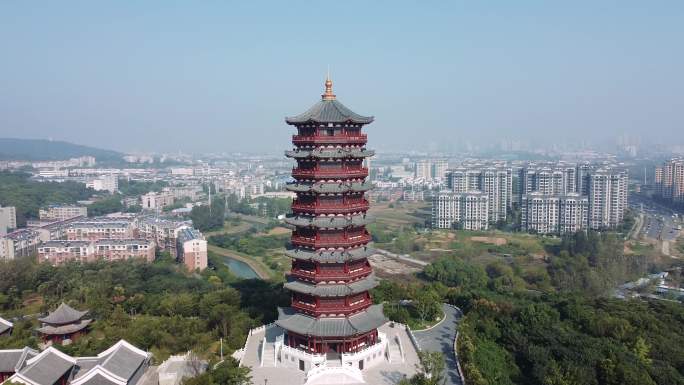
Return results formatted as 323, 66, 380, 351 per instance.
0, 1, 682, 153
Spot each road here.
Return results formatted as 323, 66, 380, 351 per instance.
414, 304, 464, 385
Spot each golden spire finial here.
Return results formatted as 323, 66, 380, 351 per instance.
322, 70, 336, 101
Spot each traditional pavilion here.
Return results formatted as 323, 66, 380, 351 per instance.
37, 303, 92, 345
277, 76, 386, 358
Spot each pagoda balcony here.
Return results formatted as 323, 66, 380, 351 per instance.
292, 134, 367, 146
292, 299, 372, 317
291, 232, 372, 249
289, 265, 373, 282
292, 167, 368, 180
291, 200, 370, 215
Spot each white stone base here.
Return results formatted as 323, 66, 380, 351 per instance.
237, 322, 420, 385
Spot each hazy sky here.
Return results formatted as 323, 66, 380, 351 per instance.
0, 1, 682, 154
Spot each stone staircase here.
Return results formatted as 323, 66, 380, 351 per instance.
388, 337, 403, 363
261, 340, 276, 367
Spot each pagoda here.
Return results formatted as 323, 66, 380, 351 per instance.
37, 303, 91, 345
276, 77, 386, 358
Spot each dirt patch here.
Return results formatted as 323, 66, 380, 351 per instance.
369, 254, 421, 276
267, 226, 291, 235
470, 236, 507, 246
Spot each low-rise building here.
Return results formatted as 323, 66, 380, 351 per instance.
1, 339, 151, 385
37, 239, 155, 265
0, 205, 17, 235
39, 205, 88, 222
0, 317, 12, 338
65, 219, 134, 241
177, 228, 208, 272
86, 174, 119, 193
141, 191, 175, 210
0, 229, 44, 260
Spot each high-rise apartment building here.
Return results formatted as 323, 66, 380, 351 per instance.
521, 192, 589, 234
432, 191, 489, 230
446, 167, 512, 223
414, 159, 449, 180
414, 160, 432, 179
655, 158, 684, 207
587, 169, 628, 230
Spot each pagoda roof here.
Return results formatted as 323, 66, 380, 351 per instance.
38, 303, 88, 325
284, 213, 372, 228
36, 319, 92, 336
284, 273, 379, 297
285, 181, 373, 194
285, 246, 375, 263
285, 148, 375, 159
286, 78, 373, 125
276, 304, 386, 337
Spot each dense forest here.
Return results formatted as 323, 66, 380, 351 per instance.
0, 171, 93, 226
419, 230, 684, 385
0, 254, 288, 366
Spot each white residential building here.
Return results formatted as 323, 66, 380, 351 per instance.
432, 191, 489, 231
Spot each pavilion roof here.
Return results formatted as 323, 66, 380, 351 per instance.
38, 303, 89, 325
36, 319, 92, 336
276, 304, 386, 337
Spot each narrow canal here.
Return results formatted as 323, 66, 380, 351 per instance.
223, 258, 260, 279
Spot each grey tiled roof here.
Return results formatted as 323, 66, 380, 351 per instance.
0, 347, 38, 373
17, 348, 75, 385
286, 99, 374, 125
284, 273, 378, 297
37, 319, 91, 335
285, 246, 375, 263
284, 214, 371, 228
79, 372, 119, 385
99, 342, 148, 380
276, 304, 386, 337
285, 181, 373, 194
39, 303, 88, 325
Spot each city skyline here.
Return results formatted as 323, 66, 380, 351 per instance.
1, 1, 683, 154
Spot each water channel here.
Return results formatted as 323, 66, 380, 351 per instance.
223, 258, 260, 279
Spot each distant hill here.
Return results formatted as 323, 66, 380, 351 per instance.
0, 138, 123, 161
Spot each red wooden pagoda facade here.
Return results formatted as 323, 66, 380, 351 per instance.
276, 78, 385, 356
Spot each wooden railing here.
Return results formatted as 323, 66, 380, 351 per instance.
290, 233, 371, 248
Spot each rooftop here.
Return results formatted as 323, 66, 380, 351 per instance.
285, 78, 373, 125
276, 304, 386, 337
38, 303, 89, 325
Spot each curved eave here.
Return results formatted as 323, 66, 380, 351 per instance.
285, 246, 376, 263
285, 100, 374, 125
284, 273, 379, 297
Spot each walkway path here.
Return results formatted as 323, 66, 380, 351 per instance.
374, 248, 429, 267
414, 304, 464, 385
207, 244, 271, 280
